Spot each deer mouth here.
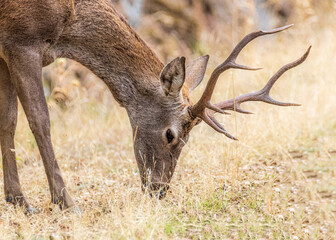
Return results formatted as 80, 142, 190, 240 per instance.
148, 184, 170, 200
141, 173, 170, 200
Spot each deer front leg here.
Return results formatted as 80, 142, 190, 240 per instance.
4, 46, 75, 210
0, 58, 36, 213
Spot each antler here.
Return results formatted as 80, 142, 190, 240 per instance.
189, 25, 311, 140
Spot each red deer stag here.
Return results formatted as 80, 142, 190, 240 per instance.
0, 0, 310, 213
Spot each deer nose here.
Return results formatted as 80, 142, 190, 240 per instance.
146, 183, 170, 200
149, 189, 168, 200
158, 190, 166, 200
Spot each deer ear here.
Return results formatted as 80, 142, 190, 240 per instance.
185, 55, 209, 92
160, 57, 186, 96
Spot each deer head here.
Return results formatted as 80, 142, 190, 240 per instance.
128, 25, 311, 199
129, 55, 209, 198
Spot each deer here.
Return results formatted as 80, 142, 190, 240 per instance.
0, 0, 310, 213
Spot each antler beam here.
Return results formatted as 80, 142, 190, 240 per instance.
190, 25, 311, 140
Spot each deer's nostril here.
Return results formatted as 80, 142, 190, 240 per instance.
158, 190, 166, 200
147, 189, 167, 200
147, 184, 169, 199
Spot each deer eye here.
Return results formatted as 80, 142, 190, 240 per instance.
166, 129, 175, 144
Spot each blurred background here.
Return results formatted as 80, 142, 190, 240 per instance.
44, 0, 334, 109
2, 1, 336, 239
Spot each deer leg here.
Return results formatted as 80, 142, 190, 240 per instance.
0, 58, 36, 213
4, 46, 75, 210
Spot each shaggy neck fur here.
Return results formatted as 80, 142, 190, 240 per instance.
55, 0, 165, 107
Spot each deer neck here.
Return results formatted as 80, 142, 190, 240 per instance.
55, 0, 164, 108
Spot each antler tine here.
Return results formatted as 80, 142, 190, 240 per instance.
213, 45, 312, 113
224, 24, 294, 70
194, 46, 310, 140
190, 24, 294, 118
258, 45, 312, 106
200, 110, 238, 140
189, 25, 297, 140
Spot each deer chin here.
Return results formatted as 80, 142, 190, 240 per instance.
149, 185, 170, 200
135, 150, 178, 200
141, 177, 170, 200
138, 163, 174, 199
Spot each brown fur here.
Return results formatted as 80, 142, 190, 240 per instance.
0, 0, 208, 210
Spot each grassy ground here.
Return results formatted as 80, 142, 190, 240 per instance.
1, 19, 336, 239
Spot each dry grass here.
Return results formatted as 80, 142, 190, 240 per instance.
1, 14, 336, 240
